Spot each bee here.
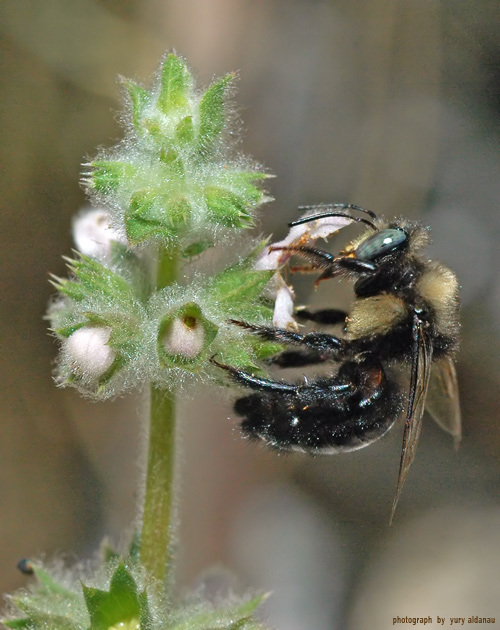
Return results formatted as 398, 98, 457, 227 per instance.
213, 203, 461, 520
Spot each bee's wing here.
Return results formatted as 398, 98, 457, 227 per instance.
426, 357, 461, 447
390, 317, 433, 523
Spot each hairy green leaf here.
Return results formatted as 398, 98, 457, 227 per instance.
198, 74, 235, 155
157, 54, 192, 113
122, 80, 151, 128
82, 563, 142, 630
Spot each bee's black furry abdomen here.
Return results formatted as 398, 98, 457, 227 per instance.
236, 359, 404, 453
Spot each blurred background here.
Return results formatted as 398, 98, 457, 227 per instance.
1, 1, 499, 628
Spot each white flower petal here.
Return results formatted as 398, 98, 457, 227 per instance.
254, 213, 353, 271
73, 207, 126, 258
272, 275, 299, 331
303, 214, 354, 240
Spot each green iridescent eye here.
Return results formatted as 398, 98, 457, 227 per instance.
355, 228, 407, 261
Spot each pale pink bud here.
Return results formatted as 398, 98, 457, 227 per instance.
161, 315, 206, 359
72, 207, 126, 258
65, 326, 116, 376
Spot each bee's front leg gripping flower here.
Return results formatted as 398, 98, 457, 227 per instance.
254, 212, 354, 331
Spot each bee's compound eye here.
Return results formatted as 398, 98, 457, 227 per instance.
354, 228, 407, 261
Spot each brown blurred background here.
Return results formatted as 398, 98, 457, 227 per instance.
1, 1, 499, 628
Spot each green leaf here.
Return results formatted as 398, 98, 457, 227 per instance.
90, 161, 137, 193
56, 321, 87, 338
108, 241, 151, 302
224, 170, 270, 205
166, 196, 192, 226
235, 300, 274, 324
2, 618, 32, 629
174, 115, 195, 146
253, 339, 283, 360
159, 148, 185, 177
96, 355, 128, 393
82, 563, 141, 630
126, 190, 192, 242
157, 54, 192, 113
181, 240, 214, 258
31, 566, 77, 598
122, 80, 151, 128
124, 215, 171, 245
60, 255, 134, 305
215, 342, 261, 373
230, 594, 268, 618
204, 187, 253, 228
4, 610, 80, 630
208, 262, 273, 313
170, 593, 268, 630
9, 572, 83, 630
129, 189, 158, 218
198, 74, 235, 155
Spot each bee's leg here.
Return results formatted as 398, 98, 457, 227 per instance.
266, 309, 349, 366
296, 308, 348, 326
270, 245, 334, 270
211, 356, 350, 394
314, 258, 377, 286
229, 319, 347, 355
268, 349, 328, 368
334, 258, 377, 273
270, 245, 377, 285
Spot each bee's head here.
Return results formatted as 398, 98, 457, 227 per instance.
343, 218, 430, 265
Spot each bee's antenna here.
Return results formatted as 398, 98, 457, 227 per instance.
290, 212, 377, 231
297, 202, 378, 220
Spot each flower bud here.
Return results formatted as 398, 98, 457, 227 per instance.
65, 326, 116, 377
73, 207, 126, 259
83, 54, 270, 247
158, 303, 218, 370
162, 315, 205, 359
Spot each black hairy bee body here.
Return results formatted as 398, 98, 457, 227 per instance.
233, 356, 403, 454
213, 204, 461, 520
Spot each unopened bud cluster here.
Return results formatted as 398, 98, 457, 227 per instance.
83, 53, 271, 249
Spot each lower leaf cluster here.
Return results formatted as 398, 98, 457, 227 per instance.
3, 559, 269, 630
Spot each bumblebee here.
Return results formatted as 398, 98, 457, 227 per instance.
213, 203, 461, 520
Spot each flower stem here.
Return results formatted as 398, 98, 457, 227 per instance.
140, 246, 178, 585
140, 386, 176, 583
